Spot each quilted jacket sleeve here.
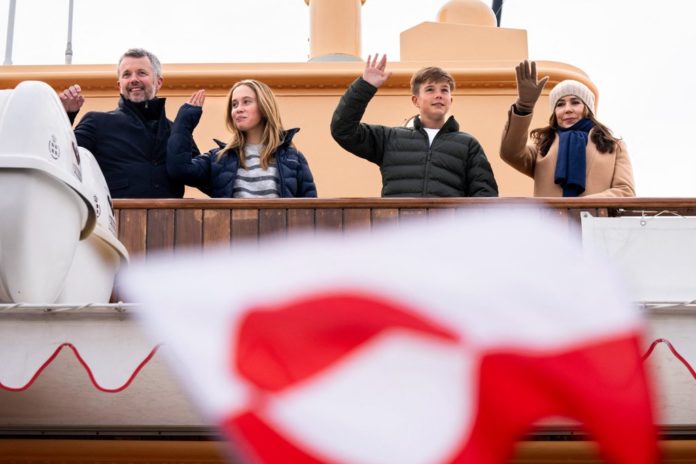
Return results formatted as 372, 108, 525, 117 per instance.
466, 137, 499, 197
295, 150, 318, 198
167, 103, 213, 185
330, 77, 391, 166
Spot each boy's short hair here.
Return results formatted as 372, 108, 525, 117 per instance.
410, 67, 456, 95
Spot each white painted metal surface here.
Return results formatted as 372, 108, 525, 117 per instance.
0, 81, 96, 304
582, 213, 696, 425
57, 148, 128, 304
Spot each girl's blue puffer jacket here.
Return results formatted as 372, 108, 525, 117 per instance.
167, 103, 317, 198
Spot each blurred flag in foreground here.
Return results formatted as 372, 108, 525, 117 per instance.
121, 209, 658, 464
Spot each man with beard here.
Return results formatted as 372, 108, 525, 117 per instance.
60, 48, 198, 198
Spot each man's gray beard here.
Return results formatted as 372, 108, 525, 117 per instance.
126, 87, 155, 102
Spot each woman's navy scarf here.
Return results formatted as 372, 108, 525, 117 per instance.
554, 118, 594, 197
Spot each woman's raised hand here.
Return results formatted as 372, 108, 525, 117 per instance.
514, 60, 549, 113
363, 54, 392, 89
187, 89, 206, 107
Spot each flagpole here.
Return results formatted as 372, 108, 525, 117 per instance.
3, 0, 17, 65
65, 0, 74, 64
491, 0, 503, 26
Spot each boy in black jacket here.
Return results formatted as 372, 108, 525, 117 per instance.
331, 54, 498, 197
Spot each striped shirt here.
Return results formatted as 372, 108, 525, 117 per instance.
233, 144, 279, 198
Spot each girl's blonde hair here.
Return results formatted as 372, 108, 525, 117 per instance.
217, 79, 286, 169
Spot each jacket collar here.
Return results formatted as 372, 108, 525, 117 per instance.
119, 95, 166, 120
282, 128, 300, 146
413, 115, 459, 133
213, 128, 300, 150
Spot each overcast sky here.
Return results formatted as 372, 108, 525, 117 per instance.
2, 0, 695, 196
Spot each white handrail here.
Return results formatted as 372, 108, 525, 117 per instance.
0, 302, 139, 313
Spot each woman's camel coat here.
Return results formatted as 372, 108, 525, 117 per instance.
500, 107, 635, 197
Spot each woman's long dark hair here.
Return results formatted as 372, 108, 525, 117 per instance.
530, 108, 622, 156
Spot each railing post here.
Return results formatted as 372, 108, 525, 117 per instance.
3, 0, 17, 65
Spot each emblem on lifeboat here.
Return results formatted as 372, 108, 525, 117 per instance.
93, 194, 101, 217
72, 141, 81, 165
48, 135, 61, 160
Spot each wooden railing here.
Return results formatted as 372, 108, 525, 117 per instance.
113, 197, 696, 257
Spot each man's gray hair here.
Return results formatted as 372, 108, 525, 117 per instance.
117, 48, 162, 79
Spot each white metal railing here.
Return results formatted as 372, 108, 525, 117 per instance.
0, 302, 138, 314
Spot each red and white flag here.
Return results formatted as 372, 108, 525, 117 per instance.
121, 209, 658, 464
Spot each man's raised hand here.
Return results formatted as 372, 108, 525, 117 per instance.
59, 84, 84, 113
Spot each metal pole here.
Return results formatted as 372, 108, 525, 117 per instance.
3, 0, 17, 65
491, 0, 503, 26
65, 0, 74, 64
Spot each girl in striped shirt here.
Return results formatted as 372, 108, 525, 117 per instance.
168, 80, 317, 198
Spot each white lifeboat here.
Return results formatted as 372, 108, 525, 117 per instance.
0, 81, 96, 303
56, 148, 129, 304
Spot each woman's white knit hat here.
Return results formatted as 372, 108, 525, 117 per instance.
549, 80, 595, 114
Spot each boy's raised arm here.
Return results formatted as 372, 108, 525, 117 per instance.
330, 54, 393, 166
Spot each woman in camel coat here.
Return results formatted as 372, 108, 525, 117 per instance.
500, 60, 634, 197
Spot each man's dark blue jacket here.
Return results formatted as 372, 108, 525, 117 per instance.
71, 96, 198, 198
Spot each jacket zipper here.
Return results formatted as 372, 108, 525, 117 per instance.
275, 131, 297, 198
422, 129, 441, 195
422, 148, 432, 194
276, 152, 286, 198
